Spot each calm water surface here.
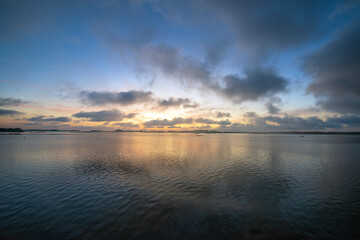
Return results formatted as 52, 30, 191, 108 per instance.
1, 133, 360, 239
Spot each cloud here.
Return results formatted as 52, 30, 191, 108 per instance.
219, 114, 360, 131
144, 114, 360, 131
205, 41, 228, 67
114, 122, 140, 128
140, 44, 289, 103
326, 115, 360, 128
207, 0, 329, 56
0, 97, 29, 106
26, 116, 72, 122
218, 119, 232, 126
143, 44, 293, 104
262, 115, 341, 130
194, 118, 217, 124
265, 97, 282, 114
73, 109, 136, 122
79, 90, 153, 106
106, 26, 290, 104
183, 103, 199, 108
220, 67, 288, 102
0, 108, 23, 116
143, 44, 289, 104
104, 31, 217, 89
157, 97, 198, 109
146, 0, 332, 60
145, 44, 213, 87
103, 27, 211, 86
57, 81, 82, 99
125, 113, 138, 118
261, 115, 360, 130
262, 114, 360, 130
79, 90, 200, 109
304, 21, 360, 114
243, 112, 257, 118
195, 117, 231, 125
216, 112, 231, 118
143, 117, 193, 127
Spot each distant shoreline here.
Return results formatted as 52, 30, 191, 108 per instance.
1, 128, 360, 135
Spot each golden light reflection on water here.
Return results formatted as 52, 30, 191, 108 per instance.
1, 133, 360, 239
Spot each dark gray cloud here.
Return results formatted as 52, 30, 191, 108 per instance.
26, 116, 72, 122
195, 118, 231, 125
79, 87, 201, 110
79, 90, 200, 109
107, 25, 290, 103
220, 67, 288, 102
304, 21, 360, 114
262, 115, 341, 130
0, 97, 29, 106
265, 97, 282, 114
216, 112, 231, 118
315, 96, 360, 114
143, 117, 193, 127
205, 0, 331, 57
73, 109, 136, 122
194, 118, 218, 124
259, 115, 360, 130
326, 115, 360, 128
147, 0, 335, 60
79, 90, 153, 106
114, 122, 140, 128
243, 112, 257, 118
125, 113, 138, 118
218, 119, 231, 126
144, 43, 289, 103
205, 41, 228, 67
145, 44, 213, 87
0, 108, 23, 116
145, 44, 290, 104
142, 45, 289, 102
219, 114, 360, 131
157, 97, 198, 109
137, 114, 356, 131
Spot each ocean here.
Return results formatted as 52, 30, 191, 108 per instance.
1, 133, 359, 239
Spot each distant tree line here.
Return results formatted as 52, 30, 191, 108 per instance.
0, 128, 24, 132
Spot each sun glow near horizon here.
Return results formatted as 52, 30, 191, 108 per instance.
0, 1, 359, 132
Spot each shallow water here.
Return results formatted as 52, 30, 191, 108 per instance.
0, 133, 359, 239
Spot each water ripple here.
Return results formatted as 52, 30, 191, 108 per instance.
0, 133, 359, 239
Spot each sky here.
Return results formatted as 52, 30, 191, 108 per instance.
0, 0, 359, 131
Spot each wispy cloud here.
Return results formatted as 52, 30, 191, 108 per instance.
0, 109, 23, 116
265, 97, 282, 114
0, 97, 30, 106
